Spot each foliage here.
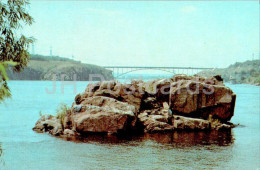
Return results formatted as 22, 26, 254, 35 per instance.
254, 76, 260, 83
56, 103, 69, 128
241, 70, 247, 75
39, 110, 43, 117
0, 61, 18, 101
0, 0, 34, 103
208, 114, 221, 129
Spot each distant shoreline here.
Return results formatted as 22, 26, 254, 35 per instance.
198, 60, 260, 86
7, 54, 114, 81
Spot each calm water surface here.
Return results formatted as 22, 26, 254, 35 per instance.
0, 81, 259, 169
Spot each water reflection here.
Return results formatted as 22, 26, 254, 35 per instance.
62, 130, 234, 147
142, 130, 234, 147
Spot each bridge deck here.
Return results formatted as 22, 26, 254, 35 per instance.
103, 66, 214, 70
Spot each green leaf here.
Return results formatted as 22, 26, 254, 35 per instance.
0, 64, 9, 81
1, 61, 18, 66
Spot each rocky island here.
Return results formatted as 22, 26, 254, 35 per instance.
33, 74, 236, 138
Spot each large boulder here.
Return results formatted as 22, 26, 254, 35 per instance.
81, 80, 144, 112
169, 75, 236, 121
69, 96, 137, 134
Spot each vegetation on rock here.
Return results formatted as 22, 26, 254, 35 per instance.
56, 103, 69, 129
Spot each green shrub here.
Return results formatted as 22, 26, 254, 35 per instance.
249, 68, 256, 76
56, 103, 69, 129
254, 76, 260, 83
241, 70, 247, 75
208, 114, 221, 129
39, 110, 43, 117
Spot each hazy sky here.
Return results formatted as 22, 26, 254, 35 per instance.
23, 1, 259, 68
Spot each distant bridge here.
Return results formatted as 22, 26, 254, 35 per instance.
103, 66, 214, 78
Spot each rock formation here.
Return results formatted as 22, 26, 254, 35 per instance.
33, 74, 236, 137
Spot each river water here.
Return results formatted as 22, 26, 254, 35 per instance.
0, 80, 259, 169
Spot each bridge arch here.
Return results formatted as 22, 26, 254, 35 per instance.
113, 68, 175, 78
103, 66, 214, 79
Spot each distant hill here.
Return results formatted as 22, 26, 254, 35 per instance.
7, 54, 114, 81
30, 54, 76, 62
198, 60, 260, 85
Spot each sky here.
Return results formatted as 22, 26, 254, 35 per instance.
22, 1, 259, 68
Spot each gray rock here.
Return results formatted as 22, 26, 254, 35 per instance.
73, 105, 82, 112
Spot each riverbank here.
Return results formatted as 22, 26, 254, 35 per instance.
7, 54, 114, 81
198, 60, 260, 86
